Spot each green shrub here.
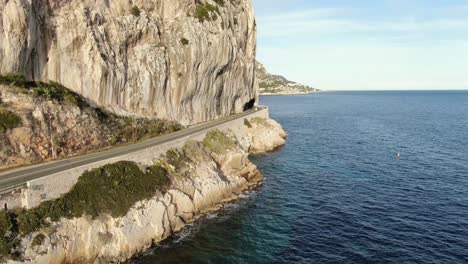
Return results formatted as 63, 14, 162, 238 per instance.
0, 73, 29, 88
0, 109, 22, 132
110, 117, 182, 144
244, 118, 252, 128
16, 161, 170, 235
0, 211, 19, 260
31, 234, 45, 247
195, 3, 220, 22
180, 38, 189, 45
196, 5, 210, 22
1, 74, 87, 108
32, 82, 87, 108
164, 141, 210, 177
250, 117, 271, 127
202, 130, 235, 154
214, 0, 225, 7
131, 6, 141, 17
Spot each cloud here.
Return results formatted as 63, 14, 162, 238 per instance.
256, 8, 468, 40
257, 41, 468, 90
258, 8, 345, 23
253, 2, 468, 90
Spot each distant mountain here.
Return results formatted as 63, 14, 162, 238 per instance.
256, 61, 318, 95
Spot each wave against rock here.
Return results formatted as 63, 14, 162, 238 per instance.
0, 0, 258, 125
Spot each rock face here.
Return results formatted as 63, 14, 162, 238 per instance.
0, 84, 181, 169
256, 61, 318, 95
0, 0, 258, 125
7, 122, 286, 264
246, 117, 287, 153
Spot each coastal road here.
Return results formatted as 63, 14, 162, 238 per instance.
0, 107, 265, 193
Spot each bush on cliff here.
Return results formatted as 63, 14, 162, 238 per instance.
15, 161, 170, 235
0, 73, 31, 88
165, 141, 211, 176
244, 118, 252, 128
131, 6, 141, 17
0, 73, 87, 108
108, 116, 183, 144
0, 210, 19, 260
32, 81, 87, 108
0, 108, 22, 132
249, 117, 271, 127
195, 3, 220, 22
203, 130, 236, 154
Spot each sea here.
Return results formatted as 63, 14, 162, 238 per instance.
134, 91, 468, 264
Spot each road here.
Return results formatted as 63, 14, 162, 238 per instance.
0, 107, 264, 193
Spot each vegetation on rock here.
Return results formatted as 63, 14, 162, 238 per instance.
244, 118, 252, 128
0, 75, 183, 168
203, 129, 236, 154
0, 73, 87, 108
0, 161, 170, 258
17, 161, 170, 234
213, 0, 225, 7
249, 117, 271, 127
196, 2, 220, 22
165, 141, 210, 176
180, 38, 190, 45
0, 108, 22, 132
130, 6, 141, 17
31, 234, 45, 247
0, 210, 19, 260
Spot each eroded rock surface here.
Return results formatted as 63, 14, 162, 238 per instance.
0, 85, 180, 169
0, 0, 258, 125
2, 118, 286, 264
8, 133, 263, 263
246, 117, 287, 153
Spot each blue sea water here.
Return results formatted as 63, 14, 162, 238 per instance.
135, 91, 468, 264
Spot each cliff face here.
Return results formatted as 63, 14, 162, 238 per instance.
0, 0, 258, 125
256, 61, 318, 95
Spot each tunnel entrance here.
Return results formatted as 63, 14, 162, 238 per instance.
243, 98, 256, 111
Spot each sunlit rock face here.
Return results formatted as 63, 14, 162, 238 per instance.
0, 0, 258, 125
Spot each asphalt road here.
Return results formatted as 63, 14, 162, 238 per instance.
0, 107, 264, 193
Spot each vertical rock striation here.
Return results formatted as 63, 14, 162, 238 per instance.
0, 0, 258, 125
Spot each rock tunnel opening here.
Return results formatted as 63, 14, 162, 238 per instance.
243, 98, 256, 111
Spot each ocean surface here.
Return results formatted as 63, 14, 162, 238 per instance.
135, 91, 468, 264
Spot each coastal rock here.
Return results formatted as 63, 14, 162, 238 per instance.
0, 0, 258, 125
8, 134, 263, 264
246, 117, 287, 153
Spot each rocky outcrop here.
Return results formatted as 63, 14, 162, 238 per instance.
246, 117, 287, 153
0, 84, 181, 169
5, 123, 285, 263
0, 0, 258, 125
256, 61, 318, 95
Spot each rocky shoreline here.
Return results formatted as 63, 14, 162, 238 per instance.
2, 118, 286, 264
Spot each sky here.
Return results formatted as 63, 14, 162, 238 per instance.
252, 0, 468, 90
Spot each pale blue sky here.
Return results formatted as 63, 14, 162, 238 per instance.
253, 0, 468, 90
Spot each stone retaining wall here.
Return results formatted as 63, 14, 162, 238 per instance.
0, 108, 269, 210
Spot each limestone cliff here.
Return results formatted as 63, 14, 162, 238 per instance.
2, 120, 286, 263
0, 0, 258, 125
